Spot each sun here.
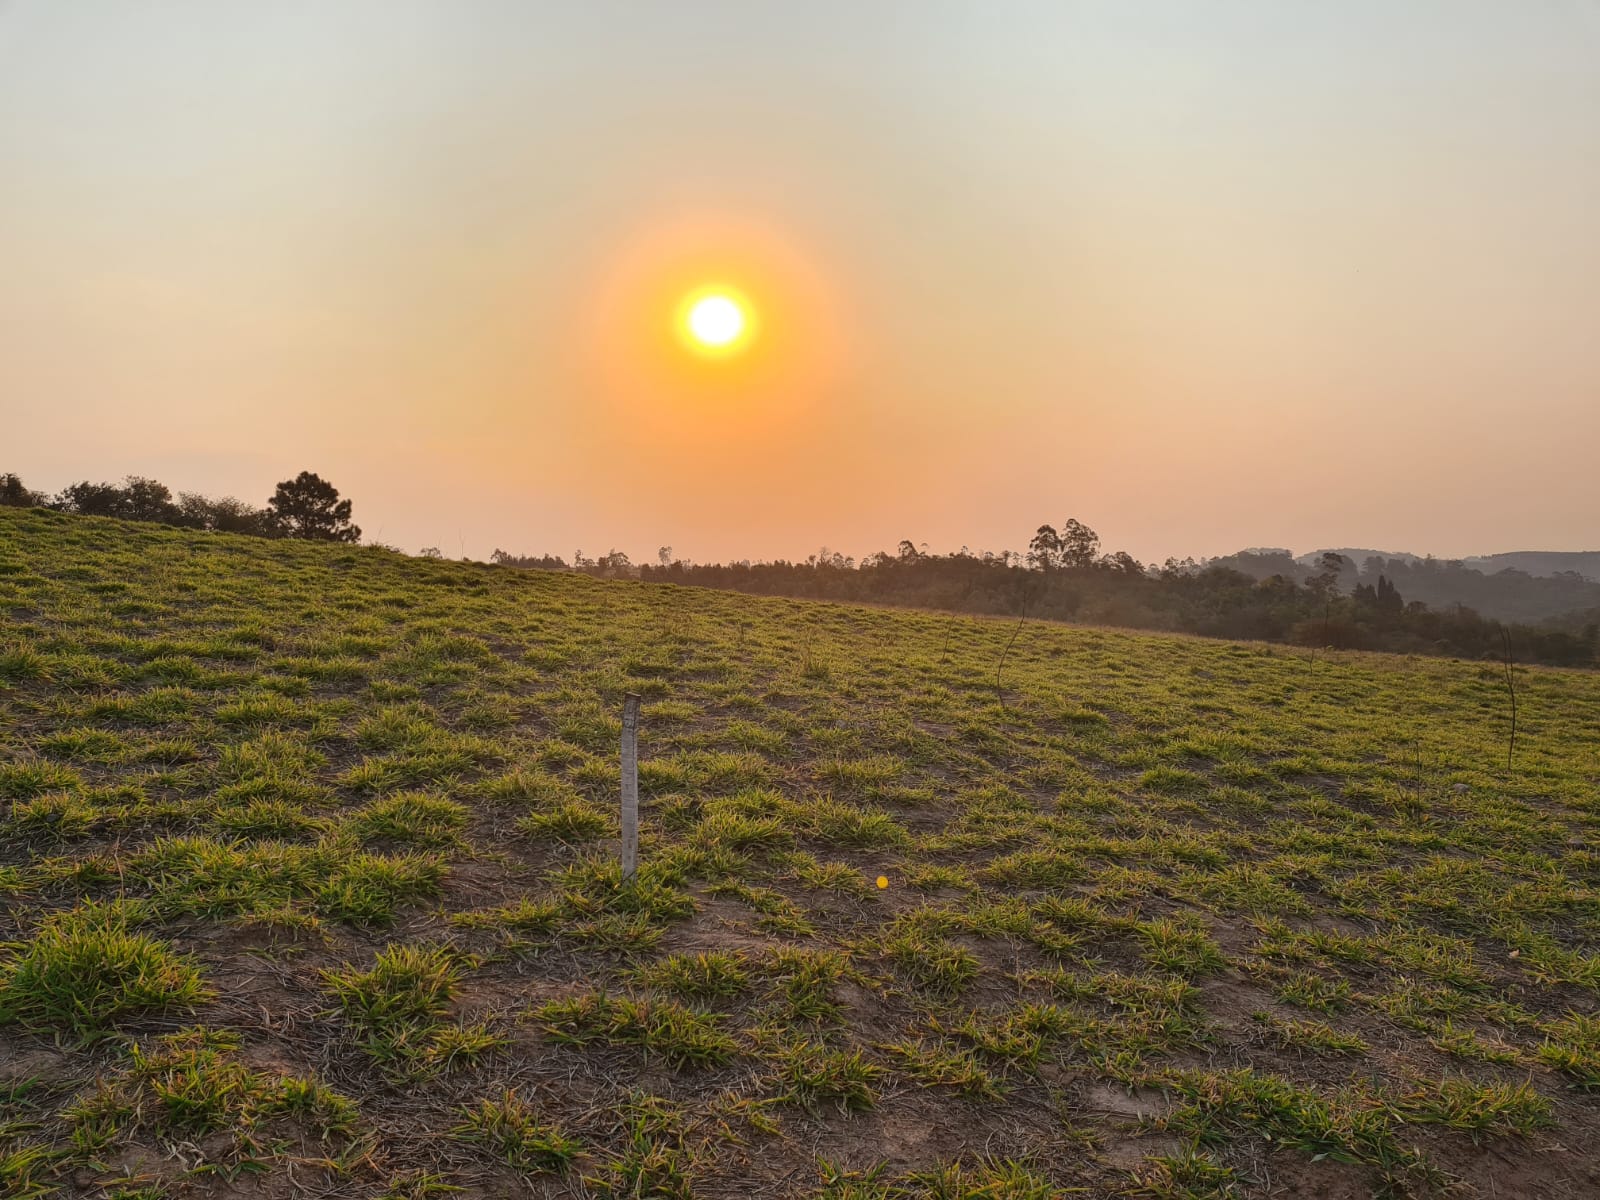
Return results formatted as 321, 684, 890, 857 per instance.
689, 295, 743, 345
677, 285, 755, 357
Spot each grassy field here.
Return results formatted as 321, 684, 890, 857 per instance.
2, 505, 1599, 1199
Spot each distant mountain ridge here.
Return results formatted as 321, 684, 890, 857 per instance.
1292, 548, 1421, 569
1209, 546, 1600, 624
1459, 551, 1600, 580
1292, 549, 1600, 581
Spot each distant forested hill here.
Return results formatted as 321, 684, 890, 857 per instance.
1293, 549, 1600, 582
1294, 548, 1421, 569
1219, 549, 1600, 624
1461, 551, 1600, 580
1357, 557, 1600, 625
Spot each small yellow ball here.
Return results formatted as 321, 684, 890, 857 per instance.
875, 875, 889, 890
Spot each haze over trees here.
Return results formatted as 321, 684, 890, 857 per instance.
6, 464, 1597, 667
496, 523, 1597, 668
1205, 549, 1600, 626
606, 534, 1596, 668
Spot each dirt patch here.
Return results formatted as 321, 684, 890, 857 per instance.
1097, 1131, 1180, 1169
1081, 1080, 1170, 1121
0, 1039, 71, 1082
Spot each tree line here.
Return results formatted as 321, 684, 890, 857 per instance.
0, 470, 360, 542
5, 470, 1593, 669
494, 523, 1599, 669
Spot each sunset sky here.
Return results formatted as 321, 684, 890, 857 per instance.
3, 2, 1597, 565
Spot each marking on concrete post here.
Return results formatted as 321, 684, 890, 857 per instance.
620, 693, 641, 881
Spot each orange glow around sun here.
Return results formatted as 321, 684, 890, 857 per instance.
559, 213, 855, 527
549, 214, 856, 532
578, 217, 845, 429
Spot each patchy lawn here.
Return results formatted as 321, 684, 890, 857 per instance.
3, 506, 1600, 1198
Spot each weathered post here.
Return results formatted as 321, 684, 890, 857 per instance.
620, 693, 641, 880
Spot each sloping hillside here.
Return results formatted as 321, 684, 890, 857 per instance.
3, 505, 1600, 1199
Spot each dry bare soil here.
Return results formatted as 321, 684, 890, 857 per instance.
3, 505, 1600, 1199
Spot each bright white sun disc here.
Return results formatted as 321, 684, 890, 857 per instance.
687, 294, 745, 347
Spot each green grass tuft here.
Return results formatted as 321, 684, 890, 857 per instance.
0, 903, 210, 1038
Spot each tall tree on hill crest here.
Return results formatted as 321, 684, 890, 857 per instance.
0, 473, 44, 507
1059, 518, 1100, 568
1027, 525, 1061, 571
265, 471, 361, 542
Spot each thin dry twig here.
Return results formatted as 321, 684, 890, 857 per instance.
1501, 624, 1518, 770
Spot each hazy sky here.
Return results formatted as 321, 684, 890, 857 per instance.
3, 2, 1597, 564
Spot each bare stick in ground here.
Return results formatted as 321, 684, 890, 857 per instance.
1500, 626, 1518, 771
995, 584, 1033, 711
943, 580, 978, 659
620, 692, 641, 880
